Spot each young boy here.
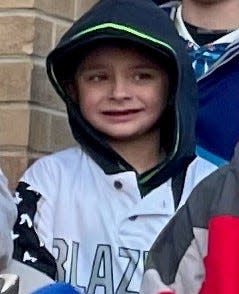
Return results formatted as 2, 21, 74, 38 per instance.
12, 0, 216, 293
141, 141, 239, 294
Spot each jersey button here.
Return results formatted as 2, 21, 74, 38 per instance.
114, 180, 123, 190
129, 215, 138, 221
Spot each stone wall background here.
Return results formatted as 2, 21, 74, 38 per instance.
0, 0, 97, 189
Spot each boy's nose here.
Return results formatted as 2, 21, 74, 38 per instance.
110, 77, 132, 101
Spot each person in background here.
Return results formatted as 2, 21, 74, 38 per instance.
0, 167, 19, 294
12, 0, 216, 292
0, 167, 17, 273
160, 0, 239, 166
141, 140, 239, 294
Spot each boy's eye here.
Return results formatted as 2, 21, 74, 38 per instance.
134, 73, 153, 81
88, 74, 108, 82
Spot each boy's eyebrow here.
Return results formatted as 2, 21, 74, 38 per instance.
79, 64, 107, 70
129, 64, 162, 70
79, 63, 162, 72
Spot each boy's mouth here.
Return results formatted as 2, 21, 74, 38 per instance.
102, 109, 142, 116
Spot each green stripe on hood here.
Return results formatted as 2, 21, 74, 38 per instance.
49, 22, 175, 97
70, 22, 175, 52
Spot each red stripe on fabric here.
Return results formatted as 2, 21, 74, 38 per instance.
199, 215, 239, 294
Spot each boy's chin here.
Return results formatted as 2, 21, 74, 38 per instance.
106, 135, 138, 143
105, 131, 152, 143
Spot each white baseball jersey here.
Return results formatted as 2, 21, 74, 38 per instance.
13, 147, 216, 294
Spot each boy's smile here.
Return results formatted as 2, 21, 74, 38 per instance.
101, 108, 143, 122
71, 44, 169, 143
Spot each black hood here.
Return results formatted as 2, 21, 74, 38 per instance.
46, 0, 197, 195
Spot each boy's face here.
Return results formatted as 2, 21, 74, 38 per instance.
70, 44, 169, 142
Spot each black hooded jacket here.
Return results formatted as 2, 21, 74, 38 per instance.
46, 0, 197, 197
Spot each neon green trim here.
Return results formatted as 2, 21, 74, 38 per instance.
139, 167, 162, 184
50, 22, 176, 109
117, 162, 127, 171
71, 22, 175, 53
50, 64, 66, 97
51, 22, 175, 96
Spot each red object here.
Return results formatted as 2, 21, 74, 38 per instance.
199, 215, 239, 294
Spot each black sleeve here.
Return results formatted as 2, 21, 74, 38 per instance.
13, 181, 57, 280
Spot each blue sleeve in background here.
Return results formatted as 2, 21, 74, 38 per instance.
30, 283, 81, 294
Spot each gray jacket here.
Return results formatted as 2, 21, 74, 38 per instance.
141, 142, 239, 293
0, 168, 17, 271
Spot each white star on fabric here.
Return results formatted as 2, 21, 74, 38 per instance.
26, 185, 39, 196
23, 251, 37, 263
14, 192, 23, 205
19, 214, 33, 228
11, 231, 19, 240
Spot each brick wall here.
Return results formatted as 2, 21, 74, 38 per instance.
0, 0, 97, 189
